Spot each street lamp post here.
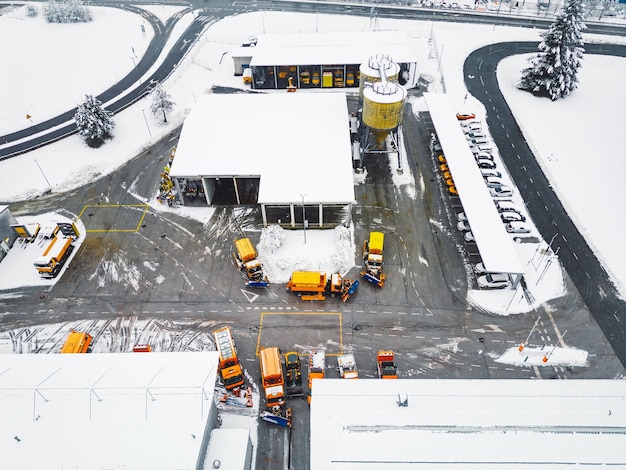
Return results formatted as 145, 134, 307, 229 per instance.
300, 194, 306, 244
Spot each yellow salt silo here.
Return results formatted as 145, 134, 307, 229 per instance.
362, 81, 407, 146
359, 54, 399, 99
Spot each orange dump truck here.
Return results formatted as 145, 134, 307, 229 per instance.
377, 350, 398, 379
213, 327, 245, 391
260, 347, 286, 410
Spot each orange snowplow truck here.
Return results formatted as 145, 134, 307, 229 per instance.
377, 350, 398, 379
286, 271, 358, 302
61, 331, 92, 354
307, 350, 326, 404
259, 347, 286, 410
361, 231, 386, 287
213, 327, 245, 391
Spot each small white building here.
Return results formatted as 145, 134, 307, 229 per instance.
0, 352, 220, 470
169, 92, 356, 228
310, 379, 626, 469
205, 428, 253, 470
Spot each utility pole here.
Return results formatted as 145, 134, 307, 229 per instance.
300, 194, 307, 244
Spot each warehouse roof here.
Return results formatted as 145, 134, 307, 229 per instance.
170, 92, 356, 205
0, 352, 218, 470
249, 30, 419, 66
424, 92, 524, 276
310, 379, 626, 469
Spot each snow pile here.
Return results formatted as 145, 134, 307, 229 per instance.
258, 225, 357, 284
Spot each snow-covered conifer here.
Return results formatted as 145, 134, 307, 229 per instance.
517, 0, 586, 100
150, 85, 176, 123
73, 94, 115, 147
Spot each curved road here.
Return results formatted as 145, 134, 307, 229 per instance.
464, 41, 626, 364
0, 3, 216, 159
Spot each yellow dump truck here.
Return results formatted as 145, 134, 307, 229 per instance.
361, 231, 386, 287
233, 237, 269, 287
286, 271, 358, 302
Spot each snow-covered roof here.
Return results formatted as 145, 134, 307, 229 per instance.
310, 379, 626, 469
424, 92, 524, 275
249, 31, 419, 67
170, 92, 356, 204
0, 352, 218, 470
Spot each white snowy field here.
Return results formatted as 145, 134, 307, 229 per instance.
0, 6, 624, 304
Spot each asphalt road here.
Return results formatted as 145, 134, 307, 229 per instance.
464, 41, 626, 366
1, 3, 626, 470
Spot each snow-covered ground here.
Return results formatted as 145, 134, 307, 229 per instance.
1, 4, 623, 469
1, 3, 624, 302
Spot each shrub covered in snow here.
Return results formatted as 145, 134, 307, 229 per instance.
259, 224, 285, 253
44, 0, 91, 23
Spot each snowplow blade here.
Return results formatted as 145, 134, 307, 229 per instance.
246, 279, 270, 288
260, 409, 292, 427
341, 279, 359, 302
360, 272, 385, 287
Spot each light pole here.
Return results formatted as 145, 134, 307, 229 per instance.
300, 194, 306, 244
141, 109, 152, 137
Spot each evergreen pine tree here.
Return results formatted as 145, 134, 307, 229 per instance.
517, 0, 586, 100
150, 85, 175, 123
74, 94, 115, 147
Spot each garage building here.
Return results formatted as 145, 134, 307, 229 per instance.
232, 31, 419, 90
169, 92, 356, 228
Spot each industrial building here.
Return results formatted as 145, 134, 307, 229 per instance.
310, 379, 626, 469
0, 352, 224, 470
231, 31, 419, 91
169, 92, 356, 228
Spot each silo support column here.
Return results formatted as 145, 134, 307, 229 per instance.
318, 204, 323, 228
233, 176, 241, 205
290, 204, 295, 228
261, 204, 268, 227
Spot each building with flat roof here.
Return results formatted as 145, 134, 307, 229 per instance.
310, 378, 626, 469
169, 92, 356, 228
0, 352, 220, 470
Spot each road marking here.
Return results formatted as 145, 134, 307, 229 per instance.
241, 289, 259, 303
